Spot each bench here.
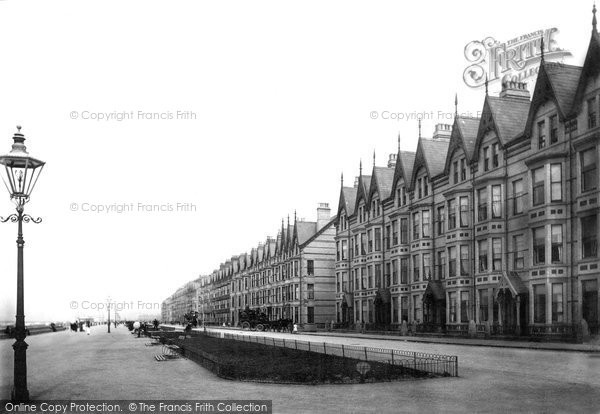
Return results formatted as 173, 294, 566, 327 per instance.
155, 344, 183, 361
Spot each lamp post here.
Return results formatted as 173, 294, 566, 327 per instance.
107, 297, 111, 333
0, 126, 45, 403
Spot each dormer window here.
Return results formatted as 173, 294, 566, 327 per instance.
550, 115, 558, 144
453, 161, 458, 184
460, 158, 466, 181
538, 120, 546, 149
424, 179, 429, 197
588, 97, 597, 129
418, 178, 422, 199
483, 147, 490, 171
492, 143, 499, 168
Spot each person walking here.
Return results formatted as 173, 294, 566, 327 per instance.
293, 323, 298, 334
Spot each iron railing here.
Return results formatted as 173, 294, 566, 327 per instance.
194, 329, 459, 377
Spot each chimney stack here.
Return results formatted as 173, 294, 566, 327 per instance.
432, 124, 452, 140
387, 153, 397, 168
316, 203, 331, 231
499, 79, 530, 100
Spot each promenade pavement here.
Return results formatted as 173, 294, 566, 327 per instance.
1, 324, 599, 413
301, 329, 600, 352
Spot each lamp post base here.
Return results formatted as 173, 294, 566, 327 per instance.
11, 338, 29, 403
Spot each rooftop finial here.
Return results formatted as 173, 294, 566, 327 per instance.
373, 149, 376, 167
594, 2, 597, 31
397, 131, 401, 152
16, 125, 22, 133
359, 159, 362, 177
294, 210, 297, 223
485, 75, 489, 95
341, 171, 344, 187
540, 36, 545, 63
418, 119, 422, 139
454, 93, 458, 117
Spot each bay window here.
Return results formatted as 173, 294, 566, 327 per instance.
582, 215, 598, 258
550, 164, 562, 202
422, 210, 431, 237
413, 254, 420, 282
460, 245, 469, 276
513, 234, 525, 269
448, 199, 457, 230
513, 179, 524, 215
551, 225, 563, 263
448, 247, 457, 277
478, 239, 488, 272
552, 283, 564, 323
460, 196, 469, 227
413, 212, 420, 240
423, 253, 431, 280
478, 188, 488, 221
581, 148, 598, 192
492, 185, 502, 218
533, 227, 546, 265
532, 167, 545, 206
492, 238, 502, 271
400, 218, 408, 244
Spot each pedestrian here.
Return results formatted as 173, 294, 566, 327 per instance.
85, 320, 91, 335
293, 323, 298, 334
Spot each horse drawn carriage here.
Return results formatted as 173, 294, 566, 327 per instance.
238, 307, 293, 332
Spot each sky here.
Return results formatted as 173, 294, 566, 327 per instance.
0, 0, 594, 322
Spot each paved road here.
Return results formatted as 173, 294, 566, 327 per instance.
1, 325, 598, 413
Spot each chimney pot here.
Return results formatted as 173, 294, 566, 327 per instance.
316, 202, 331, 231
387, 153, 397, 168
432, 123, 452, 140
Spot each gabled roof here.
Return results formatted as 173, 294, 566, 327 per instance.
444, 116, 480, 173
369, 166, 395, 202
391, 150, 416, 195
296, 221, 318, 245
267, 238, 276, 257
337, 186, 357, 218
474, 95, 530, 157
410, 138, 450, 187
257, 244, 264, 262
353, 175, 372, 212
572, 24, 600, 114
285, 223, 294, 253
275, 221, 285, 257
523, 63, 582, 137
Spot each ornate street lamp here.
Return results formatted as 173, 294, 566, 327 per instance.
0, 126, 45, 403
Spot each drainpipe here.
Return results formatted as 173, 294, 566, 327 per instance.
503, 150, 510, 326
348, 226, 353, 324
299, 252, 303, 326
568, 128, 576, 328
471, 164, 477, 322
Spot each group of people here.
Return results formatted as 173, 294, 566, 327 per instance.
70, 320, 92, 334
